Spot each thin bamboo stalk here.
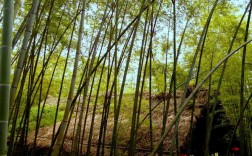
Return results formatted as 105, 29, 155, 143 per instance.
52, 0, 86, 155
9, 0, 40, 120
72, 2, 109, 155
170, 1, 180, 155
239, 3, 251, 155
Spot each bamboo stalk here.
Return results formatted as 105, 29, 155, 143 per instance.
52, 0, 86, 155
239, 3, 251, 156
9, 0, 40, 120
0, 0, 14, 155
14, 0, 21, 21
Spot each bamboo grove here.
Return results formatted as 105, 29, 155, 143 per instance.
0, 0, 251, 155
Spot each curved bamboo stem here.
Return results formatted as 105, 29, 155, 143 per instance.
151, 39, 252, 156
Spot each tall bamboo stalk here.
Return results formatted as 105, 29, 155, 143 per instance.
52, 0, 86, 155
14, 0, 21, 20
171, 1, 180, 155
110, 0, 119, 154
0, 0, 14, 155
107, 0, 145, 154
109, 22, 135, 155
9, 0, 40, 120
82, 25, 109, 155
86, 58, 107, 155
239, 3, 251, 156
72, 3, 109, 155
134, 6, 150, 153
49, 15, 77, 155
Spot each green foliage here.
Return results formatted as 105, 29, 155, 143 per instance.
183, 1, 252, 124
17, 104, 65, 132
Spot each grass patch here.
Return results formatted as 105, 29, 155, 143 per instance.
15, 104, 66, 132
29, 105, 65, 130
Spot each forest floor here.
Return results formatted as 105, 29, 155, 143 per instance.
26, 91, 207, 155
